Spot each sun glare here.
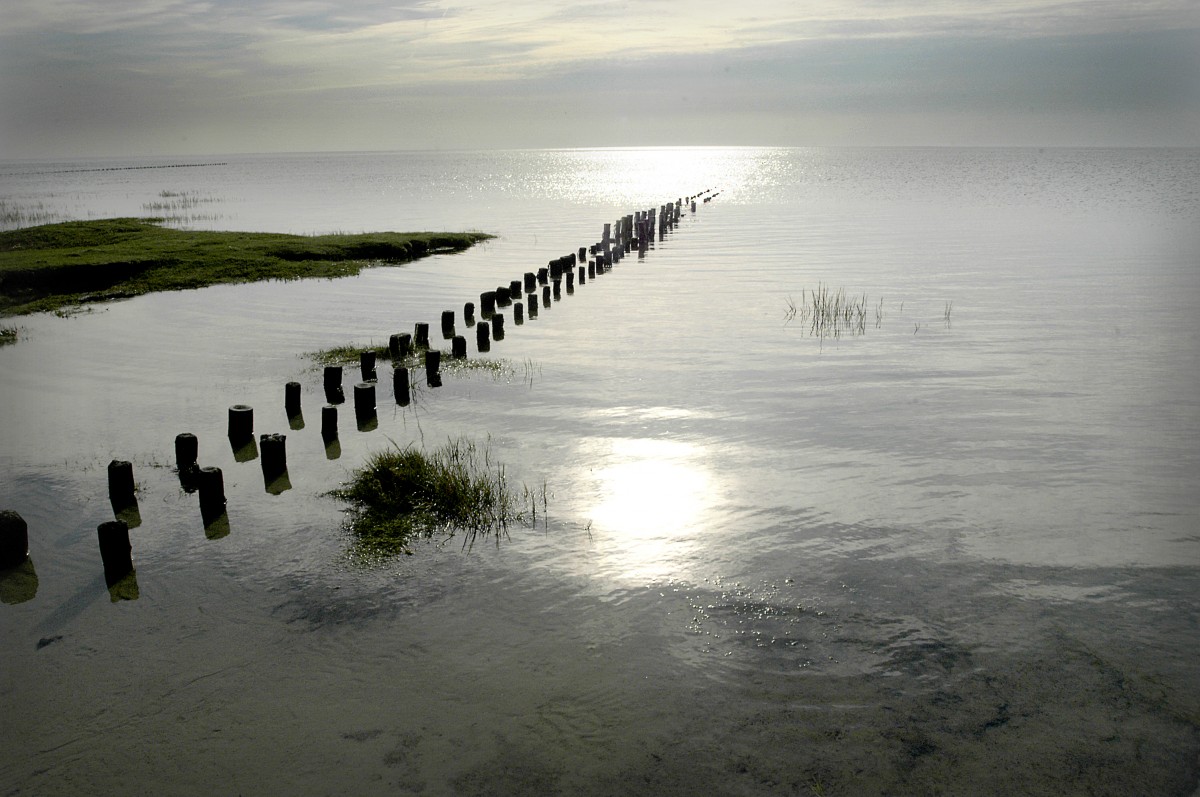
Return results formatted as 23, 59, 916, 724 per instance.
586, 438, 715, 579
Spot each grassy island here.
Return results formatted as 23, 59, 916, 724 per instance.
0, 218, 491, 316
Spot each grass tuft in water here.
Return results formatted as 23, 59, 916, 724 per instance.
332, 438, 535, 558
0, 326, 16, 345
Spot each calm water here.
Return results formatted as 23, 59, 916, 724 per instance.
2, 148, 1199, 795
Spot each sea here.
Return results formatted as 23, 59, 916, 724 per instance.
1, 147, 1198, 795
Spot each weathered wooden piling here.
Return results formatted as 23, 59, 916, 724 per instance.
496, 286, 511, 307
390, 333, 412, 359
260, 434, 287, 481
360, 351, 376, 382
414, 322, 430, 349
321, 405, 338, 440
227, 404, 254, 441
354, 382, 376, 418
578, 246, 586, 263
552, 280, 562, 301
491, 314, 505, 341
464, 302, 476, 326
543, 285, 551, 306
566, 271, 574, 290
107, 459, 136, 511
97, 519, 133, 587
578, 266, 586, 284
441, 310, 455, 333
425, 350, 442, 385
524, 272, 536, 293
175, 433, 199, 472
527, 293, 538, 318
509, 280, 522, 300
323, 366, 343, 392
393, 367, 410, 406
197, 466, 226, 523
0, 510, 28, 570
514, 302, 524, 324
537, 268, 549, 285
284, 382, 302, 418
588, 261, 596, 279
476, 320, 491, 352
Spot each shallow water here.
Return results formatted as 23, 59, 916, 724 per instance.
2, 147, 1199, 794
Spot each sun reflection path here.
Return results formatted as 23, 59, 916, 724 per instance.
587, 437, 716, 581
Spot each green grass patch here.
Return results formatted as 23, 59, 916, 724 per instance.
0, 217, 492, 316
0, 326, 16, 346
305, 342, 528, 379
332, 438, 538, 559
308, 343, 397, 368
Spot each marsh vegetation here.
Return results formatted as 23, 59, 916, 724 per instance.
332, 438, 540, 558
0, 218, 491, 315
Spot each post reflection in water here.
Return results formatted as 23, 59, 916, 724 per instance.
585, 437, 716, 580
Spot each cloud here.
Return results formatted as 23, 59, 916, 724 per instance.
1, 0, 1197, 156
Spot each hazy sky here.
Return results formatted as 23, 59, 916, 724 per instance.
2, 0, 1198, 158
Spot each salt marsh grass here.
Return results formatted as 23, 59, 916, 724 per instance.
333, 438, 538, 558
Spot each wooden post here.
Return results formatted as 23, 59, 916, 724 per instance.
464, 302, 476, 326
97, 519, 133, 587
390, 333, 412, 359
514, 302, 524, 324
452, 335, 467, 358
414, 322, 430, 349
354, 382, 376, 419
491, 314, 505, 341
425, 350, 442, 384
542, 285, 551, 306
524, 272, 536, 293
260, 434, 287, 481
360, 351, 376, 382
578, 266, 586, 284
480, 291, 497, 317
323, 366, 343, 391
175, 433, 199, 472
285, 382, 301, 417
227, 404, 254, 441
476, 320, 491, 352
197, 466, 226, 525
441, 310, 455, 334
107, 460, 136, 511
527, 293, 538, 318
0, 510, 28, 569
321, 405, 338, 440
509, 280, 522, 299
393, 367, 410, 406
537, 268, 549, 285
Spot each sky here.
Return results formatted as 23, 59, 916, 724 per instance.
1, 0, 1198, 158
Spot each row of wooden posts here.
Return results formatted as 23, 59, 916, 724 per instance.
0, 189, 719, 602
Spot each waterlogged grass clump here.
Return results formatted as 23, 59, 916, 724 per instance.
333, 439, 536, 558
0, 326, 16, 345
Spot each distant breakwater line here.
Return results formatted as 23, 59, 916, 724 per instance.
7, 162, 229, 177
